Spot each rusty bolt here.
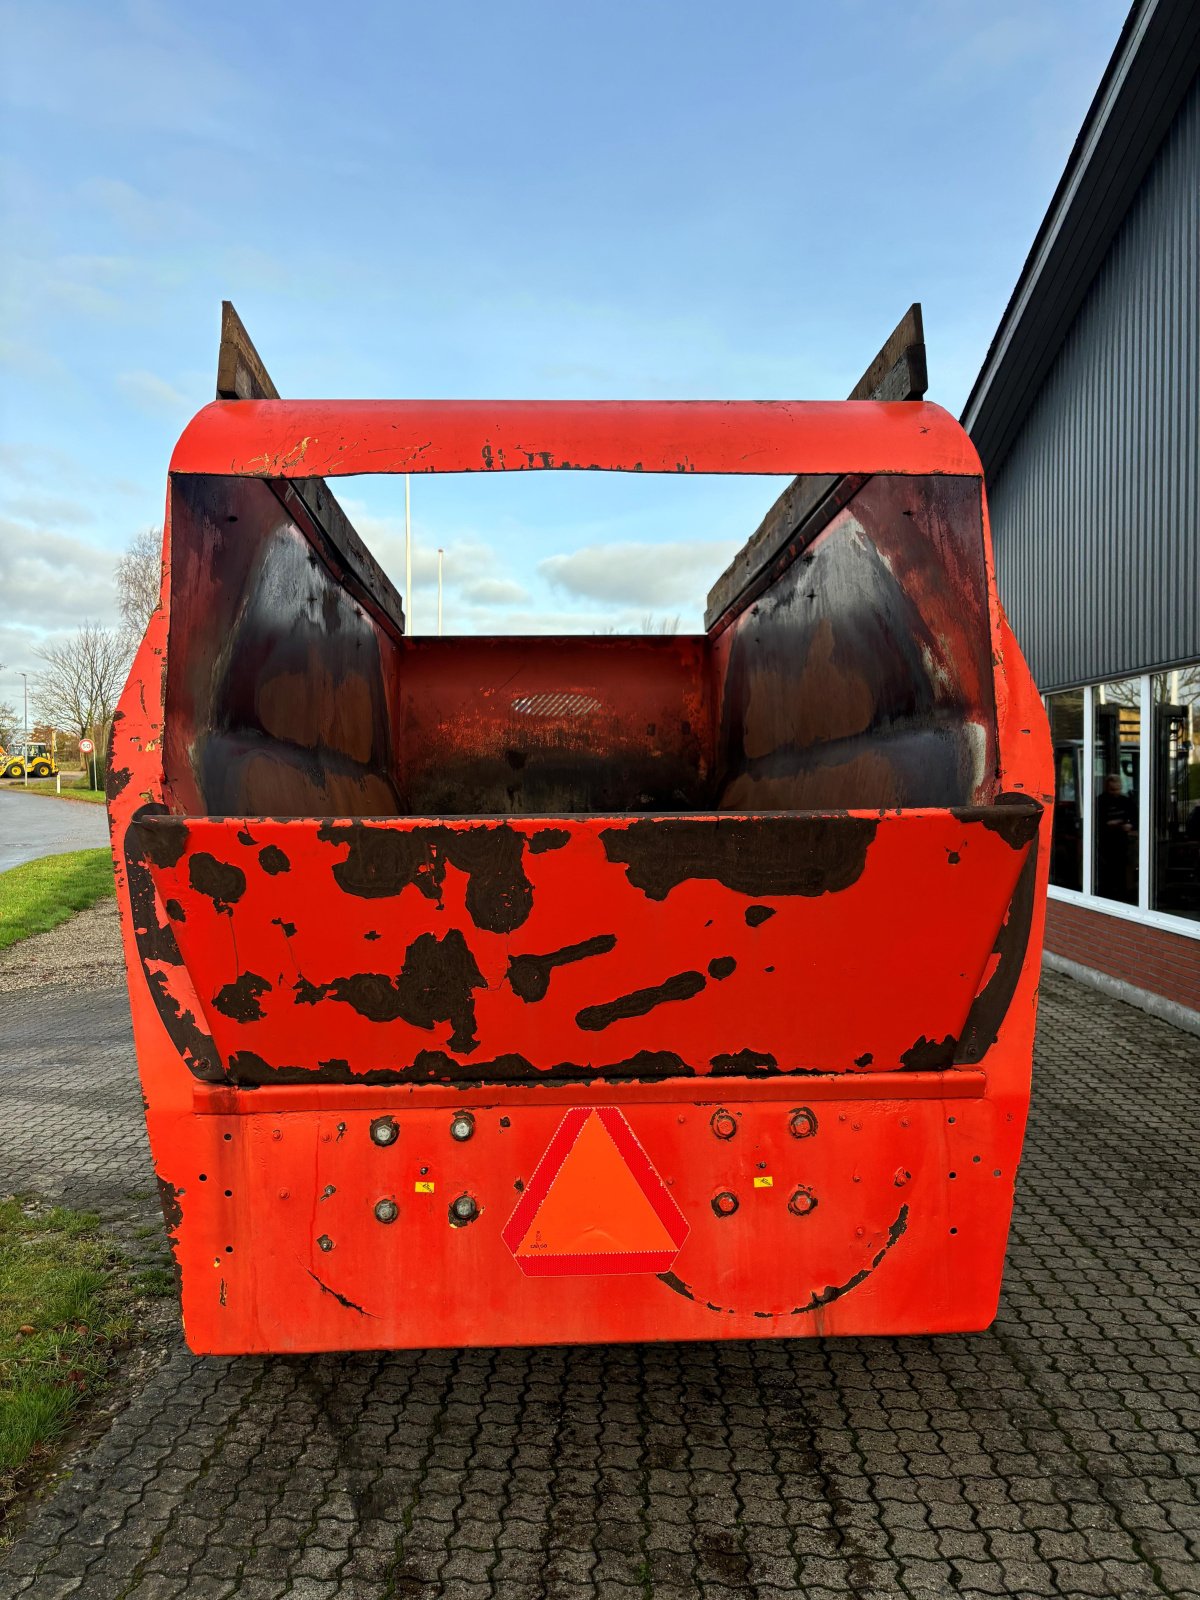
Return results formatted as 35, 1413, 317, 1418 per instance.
317, 1234, 333, 1252
788, 1107, 818, 1140
788, 1186, 817, 1217
711, 1190, 739, 1218
449, 1112, 475, 1142
370, 1116, 398, 1147
710, 1109, 737, 1141
450, 1194, 479, 1225
374, 1198, 398, 1224
894, 1167, 911, 1188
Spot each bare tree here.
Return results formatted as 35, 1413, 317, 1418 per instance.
640, 614, 681, 635
0, 701, 17, 747
34, 624, 131, 763
115, 527, 162, 639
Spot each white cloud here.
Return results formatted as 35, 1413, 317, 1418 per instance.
459, 577, 530, 607
116, 370, 195, 416
539, 539, 737, 607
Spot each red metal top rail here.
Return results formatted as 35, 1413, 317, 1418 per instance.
169, 399, 982, 480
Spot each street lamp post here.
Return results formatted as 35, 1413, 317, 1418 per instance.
19, 671, 27, 788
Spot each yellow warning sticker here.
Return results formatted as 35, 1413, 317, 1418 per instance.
414, 1181, 435, 1193
753, 1176, 774, 1189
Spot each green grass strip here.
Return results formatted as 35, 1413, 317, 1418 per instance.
0, 1198, 133, 1503
18, 783, 106, 805
0, 849, 115, 952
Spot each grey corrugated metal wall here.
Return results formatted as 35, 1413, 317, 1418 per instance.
986, 74, 1199, 692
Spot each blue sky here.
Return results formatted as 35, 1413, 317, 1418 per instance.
0, 0, 1128, 682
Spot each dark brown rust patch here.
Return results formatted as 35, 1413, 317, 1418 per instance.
165, 899, 186, 923
950, 797, 1042, 850
576, 971, 706, 1032
528, 828, 570, 854
132, 815, 189, 868
710, 1048, 778, 1075
188, 852, 247, 914
745, 905, 775, 926
271, 917, 296, 937
156, 1174, 183, 1234
600, 816, 878, 901
294, 930, 486, 1053
317, 822, 533, 933
707, 956, 736, 980
225, 1046, 694, 1088
899, 1034, 957, 1071
507, 934, 618, 1003
212, 971, 273, 1022
258, 844, 291, 875
854, 1052, 874, 1067
657, 1205, 908, 1316
124, 810, 226, 1083
956, 844, 1039, 1062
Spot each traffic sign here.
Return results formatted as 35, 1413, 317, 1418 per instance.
79, 738, 94, 754
503, 1108, 688, 1277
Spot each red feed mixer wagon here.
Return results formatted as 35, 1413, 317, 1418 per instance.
107, 305, 1052, 1354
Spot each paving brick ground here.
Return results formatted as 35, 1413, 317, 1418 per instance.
1, 970, 1198, 1599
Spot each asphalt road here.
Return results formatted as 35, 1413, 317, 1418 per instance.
0, 785, 109, 872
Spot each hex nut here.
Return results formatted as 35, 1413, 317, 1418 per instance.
370, 1116, 399, 1147
450, 1112, 475, 1142
788, 1186, 817, 1217
789, 1107, 818, 1139
374, 1198, 399, 1224
317, 1234, 333, 1252
450, 1194, 479, 1225
710, 1109, 738, 1141
711, 1190, 739, 1218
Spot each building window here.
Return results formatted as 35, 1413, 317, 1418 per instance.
1047, 690, 1083, 890
1093, 678, 1140, 905
1153, 665, 1200, 923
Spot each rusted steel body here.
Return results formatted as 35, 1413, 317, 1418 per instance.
109, 398, 1052, 1353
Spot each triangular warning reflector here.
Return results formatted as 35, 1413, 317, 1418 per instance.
503, 1108, 688, 1277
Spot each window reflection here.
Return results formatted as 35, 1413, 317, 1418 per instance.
1047, 691, 1083, 890
1153, 666, 1200, 922
1094, 679, 1140, 905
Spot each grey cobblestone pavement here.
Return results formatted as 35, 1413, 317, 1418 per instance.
1, 970, 1198, 1599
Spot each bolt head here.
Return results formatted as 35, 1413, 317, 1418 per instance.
374, 1198, 399, 1224
370, 1117, 398, 1146
451, 1194, 478, 1223
710, 1109, 737, 1141
711, 1190, 739, 1218
789, 1107, 818, 1139
450, 1114, 474, 1142
788, 1187, 817, 1217
317, 1234, 333, 1252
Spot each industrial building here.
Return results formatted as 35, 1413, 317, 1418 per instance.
963, 0, 1200, 1031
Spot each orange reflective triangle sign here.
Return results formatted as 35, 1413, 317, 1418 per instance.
503, 1108, 688, 1277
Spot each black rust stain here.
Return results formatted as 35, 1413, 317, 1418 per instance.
258, 844, 291, 875
226, 1046, 693, 1089
657, 1205, 909, 1317
900, 1034, 958, 1071
951, 796, 1042, 851
317, 822, 533, 933
528, 828, 570, 854
710, 1049, 778, 1075
507, 934, 617, 1002
295, 929, 485, 1054
212, 972, 273, 1022
165, 899, 187, 923
707, 956, 736, 980
745, 905, 775, 926
600, 816, 878, 901
136, 815, 189, 868
576, 971, 706, 1033
189, 852, 247, 914
956, 844, 1039, 1063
